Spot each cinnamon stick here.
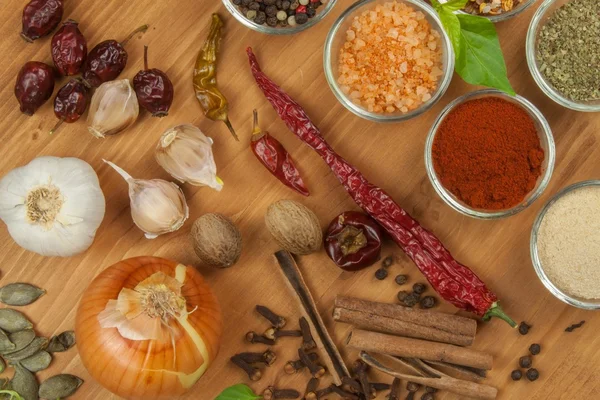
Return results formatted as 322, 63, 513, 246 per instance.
274, 250, 350, 385
347, 329, 493, 370
335, 296, 476, 339
423, 360, 487, 383
333, 307, 473, 346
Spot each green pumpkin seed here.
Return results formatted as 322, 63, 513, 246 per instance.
38, 374, 82, 399
0, 329, 15, 353
20, 351, 52, 372
47, 331, 75, 353
0, 390, 21, 400
0, 309, 33, 333
4, 337, 48, 362
3, 330, 35, 355
10, 364, 39, 400
0, 284, 45, 307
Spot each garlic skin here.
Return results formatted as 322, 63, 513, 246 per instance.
88, 79, 139, 139
104, 160, 189, 239
0, 156, 105, 257
155, 124, 223, 191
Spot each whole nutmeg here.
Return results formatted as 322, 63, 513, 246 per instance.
265, 200, 322, 255
190, 213, 242, 268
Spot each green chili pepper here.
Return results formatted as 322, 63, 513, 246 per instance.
193, 13, 238, 140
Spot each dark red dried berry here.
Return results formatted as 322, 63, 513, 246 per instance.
14, 61, 55, 116
50, 79, 90, 134
51, 20, 87, 76
21, 0, 63, 42
82, 25, 148, 88
133, 46, 174, 117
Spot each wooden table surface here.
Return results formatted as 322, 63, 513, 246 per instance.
0, 0, 599, 399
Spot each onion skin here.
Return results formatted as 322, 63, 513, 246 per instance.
75, 256, 222, 399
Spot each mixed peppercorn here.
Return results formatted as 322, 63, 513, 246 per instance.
233, 0, 324, 27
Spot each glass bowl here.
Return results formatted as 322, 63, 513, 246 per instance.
222, 0, 337, 35
440, 0, 538, 23
526, 0, 600, 112
323, 0, 455, 123
530, 180, 600, 309
424, 89, 555, 219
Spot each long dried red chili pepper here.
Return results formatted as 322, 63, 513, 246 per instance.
250, 109, 309, 196
247, 47, 515, 327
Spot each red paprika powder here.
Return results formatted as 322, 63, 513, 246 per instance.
432, 97, 545, 210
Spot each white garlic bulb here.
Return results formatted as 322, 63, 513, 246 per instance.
0, 156, 105, 257
103, 160, 189, 239
155, 124, 223, 191
88, 79, 139, 139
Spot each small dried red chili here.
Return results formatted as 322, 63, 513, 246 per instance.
324, 211, 382, 271
51, 19, 87, 76
247, 47, 515, 327
21, 0, 63, 42
250, 109, 309, 196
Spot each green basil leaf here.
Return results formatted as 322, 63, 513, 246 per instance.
434, 4, 462, 55
455, 14, 515, 95
442, 0, 469, 12
215, 384, 262, 400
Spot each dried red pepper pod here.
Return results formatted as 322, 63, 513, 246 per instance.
82, 24, 148, 88
50, 78, 90, 134
14, 61, 55, 116
21, 0, 63, 42
133, 46, 174, 117
325, 211, 382, 271
250, 109, 309, 196
51, 19, 87, 76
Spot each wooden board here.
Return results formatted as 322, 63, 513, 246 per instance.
0, 0, 599, 399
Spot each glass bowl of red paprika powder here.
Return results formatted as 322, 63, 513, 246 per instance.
424, 89, 556, 219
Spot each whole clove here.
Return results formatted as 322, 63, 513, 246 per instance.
264, 328, 302, 340
421, 393, 434, 400
329, 385, 360, 400
263, 386, 300, 400
246, 331, 276, 345
341, 376, 361, 393
529, 344, 541, 355
526, 368, 539, 381
565, 320, 585, 332
230, 355, 261, 381
511, 370, 522, 381
257, 305, 287, 328
315, 386, 334, 399
305, 378, 319, 400
425, 386, 438, 393
382, 255, 394, 268
284, 352, 319, 374
407, 382, 420, 392
299, 317, 317, 350
389, 378, 401, 400
236, 350, 277, 365
519, 356, 532, 369
371, 382, 391, 392
395, 274, 408, 285
299, 348, 326, 378
406, 394, 415, 400
352, 359, 374, 399
518, 321, 531, 335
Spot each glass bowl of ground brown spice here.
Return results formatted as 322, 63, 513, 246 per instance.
526, 0, 600, 112
424, 89, 555, 219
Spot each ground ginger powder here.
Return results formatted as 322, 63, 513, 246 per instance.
537, 186, 600, 300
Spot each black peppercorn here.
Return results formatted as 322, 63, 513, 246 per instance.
249, 2, 261, 10
403, 293, 419, 307
526, 368, 539, 381
266, 16, 278, 26
265, 5, 278, 16
279, 17, 288, 27
282, 0, 291, 9
421, 393, 434, 400
529, 344, 541, 356
425, 386, 437, 393
295, 12, 308, 24
242, 0, 252, 5
255, 11, 267, 24
290, 0, 299, 9
395, 274, 408, 285
264, 0, 277, 4
413, 283, 427, 294
519, 356, 532, 369
375, 268, 388, 280
287, 9, 295, 16
519, 321, 531, 335
259, 3, 266, 10
382, 255, 394, 268
420, 296, 437, 309
406, 382, 420, 392
511, 370, 522, 381
397, 290, 410, 302
233, 0, 242, 5
306, 7, 316, 18
241, 6, 250, 15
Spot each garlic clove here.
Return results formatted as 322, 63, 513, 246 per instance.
87, 79, 139, 139
104, 160, 189, 239
155, 124, 223, 191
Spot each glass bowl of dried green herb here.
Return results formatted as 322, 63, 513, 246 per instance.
424, 89, 556, 219
526, 0, 600, 112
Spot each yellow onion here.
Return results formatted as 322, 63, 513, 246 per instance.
75, 256, 222, 399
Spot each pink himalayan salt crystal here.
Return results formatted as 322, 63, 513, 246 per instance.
337, 0, 444, 114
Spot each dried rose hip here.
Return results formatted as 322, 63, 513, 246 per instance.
50, 79, 90, 134
324, 211, 382, 271
51, 20, 87, 76
82, 25, 148, 88
14, 61, 55, 115
133, 46, 174, 117
21, 0, 63, 42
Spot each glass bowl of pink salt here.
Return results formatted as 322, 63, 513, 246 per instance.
323, 0, 455, 122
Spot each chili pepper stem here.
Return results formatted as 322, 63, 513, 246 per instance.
251, 109, 266, 139
483, 302, 517, 327
143, 45, 149, 70
49, 119, 64, 135
223, 118, 239, 141
121, 24, 149, 47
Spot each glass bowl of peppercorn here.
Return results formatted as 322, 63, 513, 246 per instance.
222, 0, 337, 34
526, 0, 600, 112
424, 89, 556, 219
